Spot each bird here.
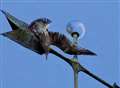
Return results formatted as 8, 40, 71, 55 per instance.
1, 10, 96, 57
28, 18, 52, 59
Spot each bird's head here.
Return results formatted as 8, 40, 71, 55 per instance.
29, 18, 52, 32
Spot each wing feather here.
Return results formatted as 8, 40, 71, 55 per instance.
49, 32, 96, 55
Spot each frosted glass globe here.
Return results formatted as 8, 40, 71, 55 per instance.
66, 21, 86, 39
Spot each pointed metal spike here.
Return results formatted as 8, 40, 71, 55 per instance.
113, 83, 120, 88
1, 10, 28, 30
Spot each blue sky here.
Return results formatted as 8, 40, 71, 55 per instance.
0, 0, 119, 88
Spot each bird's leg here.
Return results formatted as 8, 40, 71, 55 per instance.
32, 31, 50, 60
41, 33, 50, 60
43, 45, 49, 60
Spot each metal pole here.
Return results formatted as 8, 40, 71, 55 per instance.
50, 48, 120, 88
74, 70, 78, 88
72, 34, 79, 88
82, 68, 113, 88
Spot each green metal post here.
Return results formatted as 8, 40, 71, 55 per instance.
74, 70, 78, 88
72, 57, 79, 88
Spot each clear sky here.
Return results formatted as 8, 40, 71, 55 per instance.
0, 0, 119, 88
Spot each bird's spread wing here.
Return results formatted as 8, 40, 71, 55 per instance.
49, 32, 96, 55
1, 10, 96, 56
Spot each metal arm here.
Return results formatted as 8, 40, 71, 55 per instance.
49, 48, 120, 88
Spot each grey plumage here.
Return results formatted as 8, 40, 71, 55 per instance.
28, 18, 52, 59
